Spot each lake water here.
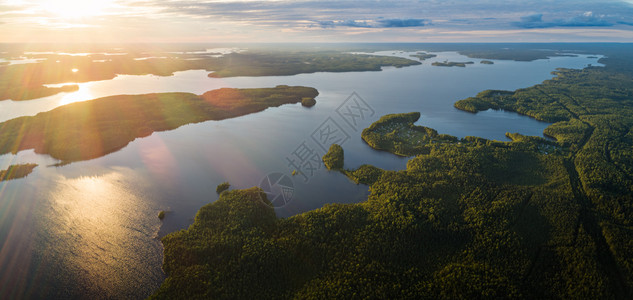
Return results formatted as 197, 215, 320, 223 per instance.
0, 50, 602, 299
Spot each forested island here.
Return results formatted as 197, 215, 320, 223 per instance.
0, 86, 318, 163
480, 60, 494, 64
0, 51, 417, 101
152, 47, 633, 298
206, 52, 420, 78
410, 52, 437, 61
431, 61, 475, 67
0, 163, 37, 181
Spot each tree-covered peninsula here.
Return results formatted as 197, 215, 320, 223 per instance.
322, 144, 344, 170
0, 86, 318, 163
206, 52, 421, 78
0, 163, 37, 181
0, 51, 418, 101
361, 112, 458, 156
152, 48, 633, 299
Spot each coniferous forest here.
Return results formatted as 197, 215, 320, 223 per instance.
151, 46, 633, 299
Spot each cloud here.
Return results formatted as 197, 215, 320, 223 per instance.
513, 11, 615, 28
317, 20, 371, 28
377, 19, 428, 28
316, 18, 428, 28
3, 0, 633, 42
122, 0, 633, 31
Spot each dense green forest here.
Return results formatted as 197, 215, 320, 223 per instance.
0, 163, 37, 181
152, 47, 633, 299
322, 144, 344, 170
0, 86, 318, 162
0, 51, 417, 101
205, 52, 420, 78
361, 112, 458, 156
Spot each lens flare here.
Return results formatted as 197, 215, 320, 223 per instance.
40, 0, 113, 19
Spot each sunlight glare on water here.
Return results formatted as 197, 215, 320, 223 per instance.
34, 170, 164, 298
58, 85, 95, 106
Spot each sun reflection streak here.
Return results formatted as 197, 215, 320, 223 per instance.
38, 171, 163, 297
57, 84, 95, 106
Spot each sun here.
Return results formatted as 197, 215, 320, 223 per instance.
41, 0, 113, 19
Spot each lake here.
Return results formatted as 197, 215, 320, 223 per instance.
0, 50, 602, 299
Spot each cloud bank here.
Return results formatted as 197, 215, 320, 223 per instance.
316, 19, 428, 28
513, 12, 622, 28
1, 0, 633, 42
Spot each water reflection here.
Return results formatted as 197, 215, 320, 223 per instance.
12, 168, 165, 299
58, 84, 95, 106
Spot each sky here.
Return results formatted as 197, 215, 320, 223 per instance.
1, 0, 633, 43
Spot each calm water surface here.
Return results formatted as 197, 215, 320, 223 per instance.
0, 50, 602, 298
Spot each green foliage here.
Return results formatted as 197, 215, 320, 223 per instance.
158, 211, 166, 220
153, 47, 633, 299
322, 144, 344, 170
154, 133, 596, 298
0, 163, 37, 181
0, 86, 318, 163
543, 118, 591, 148
453, 51, 633, 297
207, 52, 421, 78
216, 182, 230, 194
344, 164, 384, 185
361, 112, 459, 156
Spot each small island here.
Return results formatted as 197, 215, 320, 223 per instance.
301, 97, 316, 107
410, 52, 437, 61
361, 112, 458, 156
0, 85, 319, 163
207, 52, 421, 78
480, 60, 494, 64
321, 144, 384, 185
322, 144, 344, 170
158, 211, 166, 220
431, 61, 475, 67
0, 163, 37, 181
